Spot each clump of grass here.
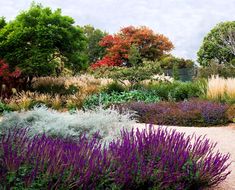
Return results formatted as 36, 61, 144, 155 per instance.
32, 74, 113, 95
207, 75, 235, 102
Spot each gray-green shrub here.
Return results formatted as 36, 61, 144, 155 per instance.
0, 106, 136, 142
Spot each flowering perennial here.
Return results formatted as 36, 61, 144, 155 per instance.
0, 126, 231, 189
119, 100, 229, 126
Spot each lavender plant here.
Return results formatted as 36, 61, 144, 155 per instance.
0, 128, 111, 189
0, 126, 231, 189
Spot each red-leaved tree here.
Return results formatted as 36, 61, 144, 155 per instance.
91, 26, 174, 68
0, 59, 21, 98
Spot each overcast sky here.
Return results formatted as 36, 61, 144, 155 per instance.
1, 0, 235, 60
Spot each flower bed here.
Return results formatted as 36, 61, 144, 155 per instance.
118, 100, 229, 126
0, 126, 230, 189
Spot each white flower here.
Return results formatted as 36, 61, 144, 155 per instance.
151, 74, 174, 83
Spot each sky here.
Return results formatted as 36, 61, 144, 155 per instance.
1, 0, 235, 60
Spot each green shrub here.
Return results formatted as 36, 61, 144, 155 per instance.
83, 90, 160, 109
144, 82, 178, 100
172, 65, 180, 80
159, 55, 194, 69
102, 81, 126, 94
197, 62, 235, 79
0, 101, 11, 114
89, 62, 163, 84
170, 82, 204, 101
142, 81, 205, 101
32, 83, 78, 95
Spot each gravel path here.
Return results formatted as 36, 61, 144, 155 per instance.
134, 123, 235, 190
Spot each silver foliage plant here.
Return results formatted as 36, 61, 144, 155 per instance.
0, 106, 136, 142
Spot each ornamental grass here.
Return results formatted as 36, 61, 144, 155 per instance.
207, 75, 235, 102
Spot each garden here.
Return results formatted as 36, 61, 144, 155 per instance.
0, 3, 235, 190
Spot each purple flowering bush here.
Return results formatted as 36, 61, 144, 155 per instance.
118, 100, 229, 126
0, 126, 231, 189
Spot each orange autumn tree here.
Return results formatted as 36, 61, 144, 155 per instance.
92, 26, 174, 68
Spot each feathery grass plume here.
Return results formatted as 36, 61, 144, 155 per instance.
32, 74, 113, 95
207, 75, 235, 102
29, 75, 114, 109
51, 94, 63, 110
34, 93, 52, 105
6, 91, 36, 110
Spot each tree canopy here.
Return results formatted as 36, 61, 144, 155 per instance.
92, 26, 174, 68
0, 3, 87, 77
82, 25, 107, 64
0, 17, 6, 29
197, 21, 235, 67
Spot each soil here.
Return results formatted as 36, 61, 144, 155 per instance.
134, 123, 235, 190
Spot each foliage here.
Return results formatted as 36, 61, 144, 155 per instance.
197, 61, 235, 78
6, 91, 37, 111
12, 75, 113, 109
82, 25, 107, 64
0, 101, 11, 114
172, 64, 180, 80
90, 62, 163, 87
23, 75, 113, 110
143, 81, 205, 101
5, 91, 68, 111
0, 106, 136, 142
92, 26, 173, 68
0, 17, 6, 29
0, 59, 21, 98
119, 100, 229, 126
159, 55, 194, 69
128, 44, 141, 66
110, 66, 162, 85
32, 75, 111, 93
0, 126, 231, 189
5, 92, 90, 111
0, 128, 111, 190
84, 81, 205, 109
0, 3, 87, 78
226, 104, 235, 122
5, 79, 205, 111
197, 21, 235, 66
32, 83, 78, 95
151, 73, 174, 83
32, 78, 79, 95
102, 81, 127, 94
206, 75, 235, 103
83, 90, 160, 109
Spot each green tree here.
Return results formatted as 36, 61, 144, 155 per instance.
82, 25, 107, 64
0, 3, 87, 78
128, 44, 141, 67
172, 64, 180, 80
0, 17, 6, 29
197, 21, 235, 67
